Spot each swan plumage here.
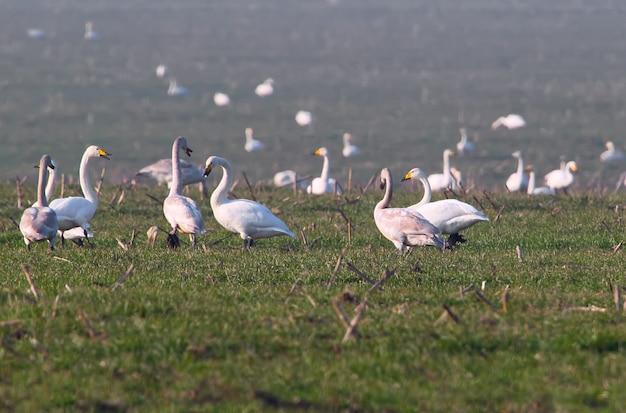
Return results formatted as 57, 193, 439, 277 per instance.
544, 161, 578, 193
491, 114, 526, 130
273, 170, 309, 189
255, 78, 274, 97
456, 128, 475, 155
525, 165, 555, 196
84, 21, 99, 41
374, 168, 443, 252
342, 133, 360, 157
135, 158, 208, 198
505, 150, 528, 193
204, 156, 295, 247
402, 167, 489, 246
167, 79, 188, 96
27, 29, 46, 39
307, 147, 343, 195
244, 128, 264, 152
156, 65, 169, 78
427, 149, 455, 192
214, 92, 230, 106
600, 141, 626, 163
295, 111, 312, 126
20, 154, 58, 250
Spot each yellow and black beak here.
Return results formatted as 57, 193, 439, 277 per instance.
312, 149, 321, 156
401, 172, 412, 182
203, 164, 212, 178
98, 148, 111, 159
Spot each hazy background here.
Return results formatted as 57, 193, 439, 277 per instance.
1, 0, 626, 191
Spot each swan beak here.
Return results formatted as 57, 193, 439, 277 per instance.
571, 164, 578, 172
98, 148, 111, 159
449, 151, 456, 157
312, 149, 321, 156
401, 172, 412, 182
183, 146, 193, 157
203, 165, 212, 178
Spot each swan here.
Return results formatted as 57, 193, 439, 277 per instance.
402, 167, 489, 246
600, 141, 626, 163
84, 21, 99, 41
427, 149, 455, 192
167, 79, 188, 96
203, 156, 295, 248
450, 167, 464, 192
244, 127, 264, 152
162, 136, 206, 249
135, 158, 208, 198
374, 168, 444, 252
525, 165, 555, 196
505, 150, 528, 193
214, 92, 230, 106
544, 161, 578, 194
615, 171, 626, 193
273, 170, 309, 189
456, 128, 475, 155
20, 154, 58, 250
491, 114, 526, 130
255, 78, 274, 97
342, 133, 360, 157
307, 147, 343, 195
49, 145, 110, 245
156, 65, 169, 78
295, 110, 312, 126
27, 29, 46, 39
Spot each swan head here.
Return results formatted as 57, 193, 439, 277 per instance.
511, 150, 523, 159
444, 149, 455, 157
459, 127, 467, 136
312, 147, 329, 157
343, 133, 353, 144
379, 168, 391, 190
525, 165, 534, 173
175, 136, 192, 157
34, 156, 56, 170
264, 78, 274, 85
203, 155, 222, 178
86, 145, 111, 160
245, 128, 254, 138
606, 141, 615, 151
566, 161, 578, 172
401, 167, 426, 182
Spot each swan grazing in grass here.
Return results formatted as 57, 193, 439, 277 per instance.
273, 170, 309, 189
374, 168, 443, 252
505, 150, 528, 193
402, 167, 489, 246
427, 149, 455, 192
204, 156, 295, 248
255, 78, 274, 97
20, 154, 58, 251
84, 21, 99, 41
307, 147, 343, 195
162, 137, 206, 249
456, 128, 475, 155
544, 161, 578, 194
342, 133, 360, 157
244, 128, 264, 152
214, 92, 230, 106
600, 141, 626, 163
135, 158, 208, 199
167, 79, 188, 96
295, 110, 312, 126
156, 65, 169, 78
491, 113, 526, 130
49, 145, 110, 245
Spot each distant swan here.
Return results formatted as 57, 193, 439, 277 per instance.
491, 114, 526, 130
156, 65, 169, 78
525, 165, 555, 196
255, 78, 274, 97
244, 127, 264, 152
162, 136, 206, 248
427, 149, 455, 192
307, 147, 343, 195
544, 161, 578, 194
505, 150, 528, 193
342, 133, 360, 157
135, 158, 208, 198
295, 110, 312, 126
84, 21, 99, 41
27, 29, 46, 39
214, 92, 230, 106
167, 79, 188, 96
456, 128, 475, 155
374, 168, 444, 252
20, 154, 58, 250
273, 170, 309, 189
600, 141, 626, 163
204, 156, 295, 248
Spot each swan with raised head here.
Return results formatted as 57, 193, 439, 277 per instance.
244, 128, 264, 152
135, 158, 208, 198
162, 137, 206, 249
491, 114, 526, 130
214, 92, 230, 106
456, 128, 475, 155
544, 161, 578, 194
20, 154, 58, 250
505, 150, 528, 193
295, 110, 312, 126
167, 79, 188, 96
255, 78, 274, 97
402, 167, 489, 246
427, 149, 455, 192
204, 156, 295, 248
600, 141, 626, 163
307, 147, 343, 195
374, 168, 444, 252
84, 21, 99, 41
49, 145, 110, 245
342, 133, 360, 157
273, 170, 309, 189
525, 165, 555, 196
156, 65, 169, 78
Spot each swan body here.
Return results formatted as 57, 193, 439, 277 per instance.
204, 156, 295, 247
525, 166, 555, 196
342, 133, 360, 157
49, 145, 110, 243
402, 167, 489, 245
162, 136, 206, 248
456, 128, 475, 155
374, 168, 444, 252
450, 167, 463, 192
20, 154, 58, 250
273, 170, 309, 189
544, 161, 578, 193
244, 127, 264, 152
27, 29, 46, 39
214, 92, 230, 106
491, 114, 526, 130
600, 141, 626, 163
156, 65, 169, 78
505, 150, 528, 193
307, 147, 343, 195
135, 158, 208, 198
295, 110, 312, 126
84, 21, 99, 41
427, 149, 455, 192
255, 78, 274, 97
167, 79, 188, 96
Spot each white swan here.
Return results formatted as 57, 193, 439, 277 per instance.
307, 147, 343, 195
204, 156, 295, 247
156, 65, 169, 78
244, 127, 264, 152
27, 29, 46, 39
402, 168, 489, 246
273, 170, 309, 189
84, 21, 99, 41
491, 114, 526, 130
295, 110, 312, 126
525, 165, 555, 196
255, 78, 274, 97
162, 136, 206, 249
427, 149, 455, 192
456, 128, 475, 155
374, 168, 444, 252
49, 145, 110, 245
600, 141, 626, 163
214, 92, 230, 106
135, 158, 208, 198
544, 161, 578, 194
505, 150, 528, 193
20, 154, 58, 250
167, 79, 188, 96
342, 133, 360, 157
450, 167, 464, 193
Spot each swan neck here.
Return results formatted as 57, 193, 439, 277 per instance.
210, 158, 233, 209
169, 139, 183, 196
376, 176, 393, 210
80, 150, 98, 206
45, 166, 56, 201
37, 163, 49, 207
443, 152, 451, 179
415, 173, 432, 207
320, 155, 330, 181
516, 156, 524, 176
527, 172, 535, 194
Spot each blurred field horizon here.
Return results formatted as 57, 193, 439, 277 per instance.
1, 0, 626, 192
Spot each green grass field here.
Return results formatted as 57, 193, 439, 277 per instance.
2, 179, 626, 411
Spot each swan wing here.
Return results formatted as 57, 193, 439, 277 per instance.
20, 206, 58, 241
214, 199, 294, 239
49, 197, 96, 230
163, 195, 206, 235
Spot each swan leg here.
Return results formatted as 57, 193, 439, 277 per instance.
447, 233, 467, 248
166, 227, 180, 249
83, 229, 92, 246
242, 237, 254, 249
189, 233, 196, 250
60, 231, 66, 247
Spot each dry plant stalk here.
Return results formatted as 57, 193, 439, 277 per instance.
433, 304, 462, 326
367, 269, 396, 295
52, 295, 60, 318
0, 320, 22, 328
482, 190, 498, 210
286, 278, 302, 298
145, 193, 162, 204
78, 309, 105, 340
327, 248, 347, 290
95, 167, 106, 196
147, 226, 159, 246
565, 305, 607, 313
308, 236, 322, 250
109, 263, 135, 291
361, 172, 377, 193
472, 195, 486, 211
345, 261, 377, 286
501, 285, 510, 312
15, 175, 27, 208
242, 172, 256, 202
475, 289, 496, 309
614, 284, 622, 312
108, 185, 123, 209
612, 241, 623, 254
60, 173, 66, 198
300, 230, 308, 247
115, 238, 130, 251
460, 284, 475, 296
342, 300, 367, 344
516, 245, 524, 262
347, 168, 352, 192
21, 264, 40, 301
493, 205, 506, 224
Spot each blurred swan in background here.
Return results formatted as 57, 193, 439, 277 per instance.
491, 114, 526, 130
505, 150, 528, 193
244, 128, 264, 152
342, 133, 360, 157
135, 158, 208, 199
456, 128, 475, 155
167, 79, 188, 96
295, 110, 312, 126
27, 29, 46, 39
600, 141, 626, 163
525, 165, 555, 196
544, 161, 578, 194
427, 149, 455, 192
273, 170, 309, 189
214, 92, 230, 106
84, 21, 99, 41
156, 65, 169, 78
255, 78, 274, 97
307, 147, 343, 195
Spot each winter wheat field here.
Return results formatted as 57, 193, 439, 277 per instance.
2, 0, 626, 412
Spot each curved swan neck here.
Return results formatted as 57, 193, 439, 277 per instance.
45, 165, 56, 202
376, 169, 393, 210
320, 155, 330, 181
415, 171, 432, 207
443, 152, 452, 179
80, 149, 98, 205
460, 130, 467, 144
209, 157, 233, 209
169, 138, 184, 196
516, 155, 524, 176
37, 160, 50, 207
